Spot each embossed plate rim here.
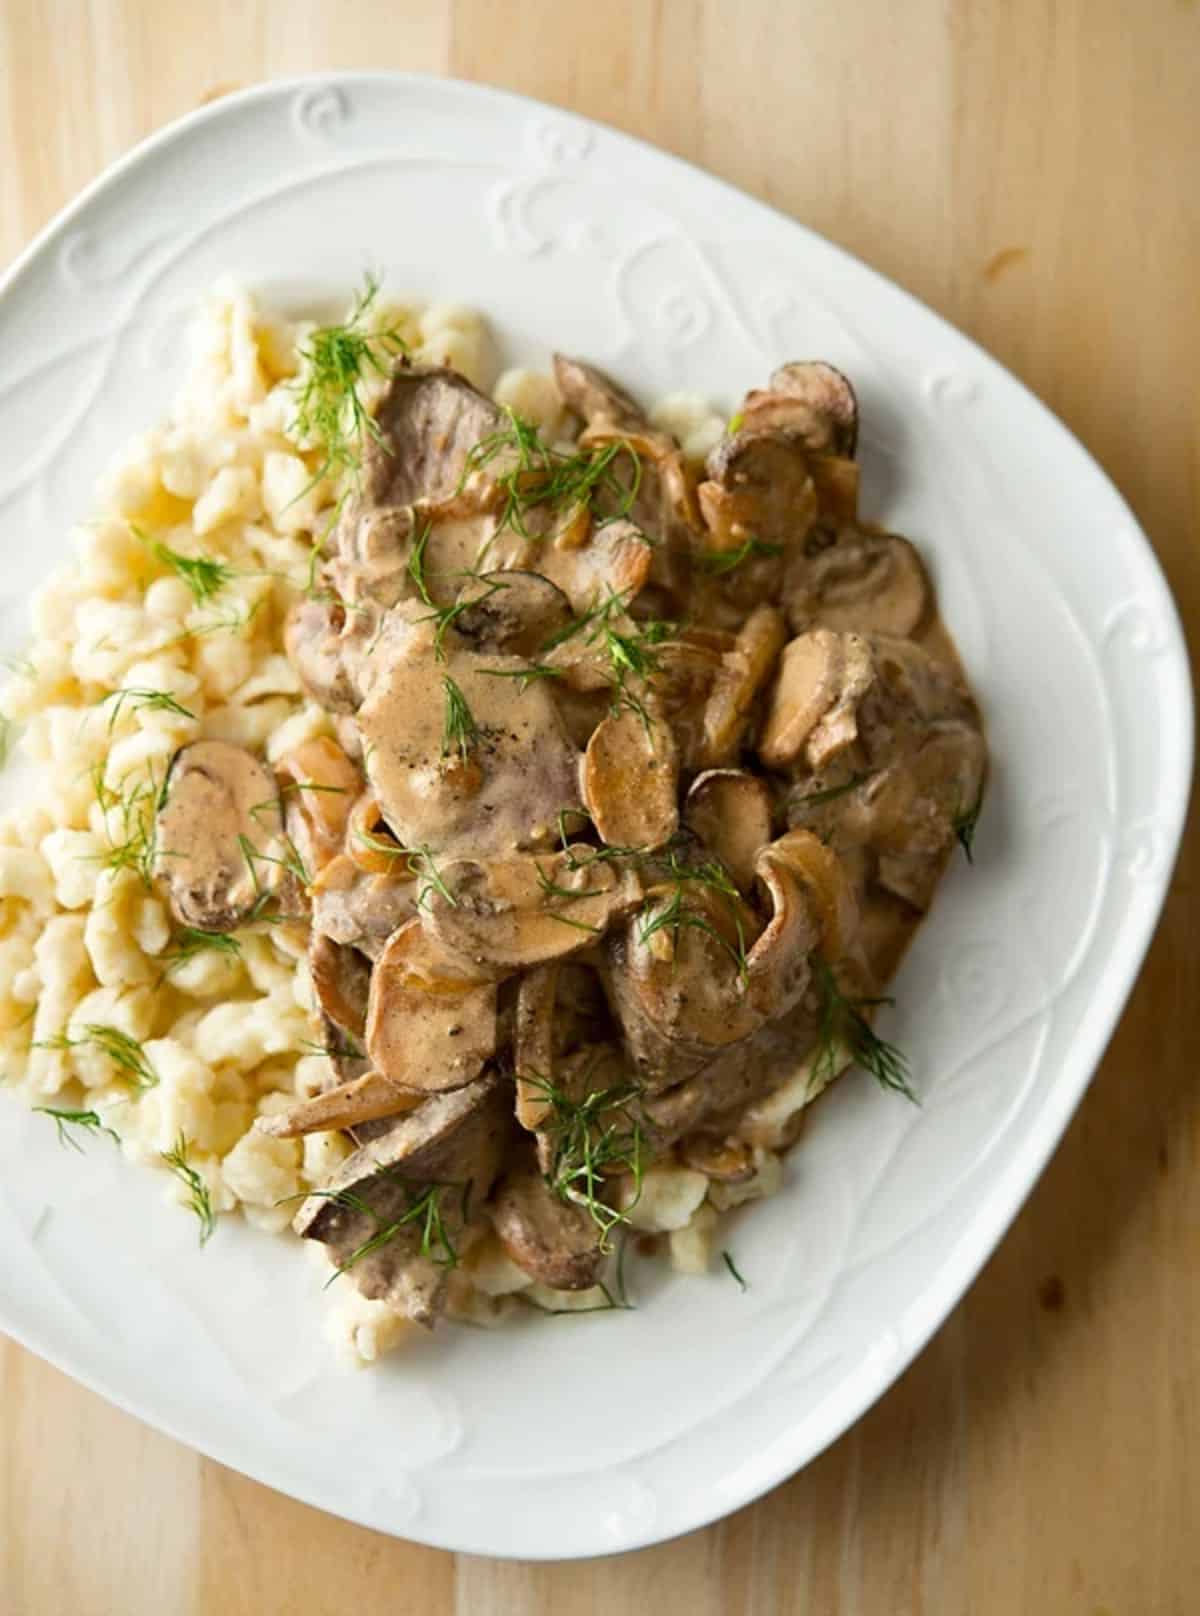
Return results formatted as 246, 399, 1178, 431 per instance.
0, 72, 1191, 1558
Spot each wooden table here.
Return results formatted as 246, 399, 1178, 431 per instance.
2, 2, 1197, 1610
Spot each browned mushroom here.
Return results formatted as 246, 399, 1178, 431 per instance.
739, 361, 859, 457
275, 736, 362, 875
697, 603, 787, 768
155, 740, 281, 931
582, 704, 679, 850
765, 828, 858, 961
683, 770, 773, 892
293, 1069, 512, 1325
514, 962, 559, 1129
309, 932, 371, 1042
449, 570, 573, 658
309, 852, 416, 959
422, 847, 643, 972
257, 1069, 424, 1138
785, 525, 932, 639
365, 919, 498, 1094
758, 628, 874, 773
491, 1161, 604, 1290
697, 430, 819, 555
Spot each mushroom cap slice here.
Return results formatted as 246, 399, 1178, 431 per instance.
154, 740, 280, 931
698, 603, 787, 768
357, 646, 582, 860
257, 1069, 424, 1138
309, 932, 371, 1040
583, 705, 680, 851
293, 1070, 512, 1325
518, 516, 655, 616
552, 354, 651, 436
491, 1162, 605, 1290
758, 628, 874, 773
366, 919, 498, 1094
786, 527, 931, 639
423, 847, 643, 973
514, 962, 560, 1129
684, 770, 773, 893
741, 361, 859, 457
698, 429, 819, 553
449, 570, 573, 658
763, 828, 858, 962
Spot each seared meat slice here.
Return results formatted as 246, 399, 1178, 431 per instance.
362, 366, 503, 508
155, 741, 280, 931
491, 1157, 604, 1290
293, 1070, 512, 1325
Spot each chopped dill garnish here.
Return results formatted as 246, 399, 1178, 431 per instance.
697, 536, 782, 576
159, 599, 261, 650
812, 955, 915, 1102
457, 406, 642, 541
237, 830, 310, 894
532, 864, 602, 934
287, 1181, 461, 1284
636, 847, 749, 986
0, 715, 15, 768
423, 577, 508, 663
162, 927, 243, 974
440, 675, 480, 762
953, 793, 983, 864
727, 411, 745, 434
100, 686, 195, 732
35, 1023, 159, 1090
132, 527, 234, 605
410, 846, 458, 911
722, 1250, 748, 1291
793, 771, 870, 809
479, 663, 563, 693
522, 1067, 645, 1250
291, 274, 409, 486
85, 766, 165, 889
407, 518, 435, 606
160, 1132, 216, 1245
33, 1105, 119, 1153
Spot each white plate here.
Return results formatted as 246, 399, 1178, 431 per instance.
0, 74, 1191, 1560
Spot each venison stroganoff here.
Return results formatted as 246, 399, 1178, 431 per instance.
0, 279, 985, 1362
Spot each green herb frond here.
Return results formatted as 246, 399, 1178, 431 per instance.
33, 1105, 120, 1152
162, 927, 243, 974
697, 535, 783, 577
722, 1249, 748, 1291
522, 1067, 645, 1250
100, 686, 195, 732
953, 793, 983, 864
636, 845, 748, 985
812, 955, 915, 1102
132, 527, 235, 606
440, 675, 480, 761
160, 1132, 216, 1244
34, 1023, 158, 1091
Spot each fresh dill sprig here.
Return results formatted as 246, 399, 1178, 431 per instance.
636, 847, 749, 986
237, 830, 310, 894
0, 715, 15, 769
291, 274, 409, 486
532, 864, 603, 934
407, 518, 435, 606
100, 687, 195, 732
697, 536, 783, 576
440, 676, 480, 762
457, 407, 642, 541
811, 955, 915, 1102
34, 1024, 159, 1090
162, 927, 243, 974
132, 527, 234, 605
478, 663, 563, 693
953, 793, 983, 864
727, 411, 745, 434
160, 1132, 216, 1244
793, 771, 870, 809
522, 1068, 645, 1250
409, 846, 458, 911
159, 599, 261, 650
290, 1181, 460, 1284
33, 1105, 120, 1153
87, 767, 163, 889
722, 1250, 748, 1291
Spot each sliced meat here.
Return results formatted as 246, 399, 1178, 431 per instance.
552, 355, 650, 436
491, 1161, 604, 1290
155, 741, 280, 931
361, 366, 503, 508
358, 644, 582, 860
284, 595, 378, 715
740, 361, 859, 457
293, 1071, 512, 1325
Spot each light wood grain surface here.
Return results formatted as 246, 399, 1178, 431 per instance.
1, 2, 1197, 1611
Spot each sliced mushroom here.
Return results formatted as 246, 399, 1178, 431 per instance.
785, 526, 931, 639
855, 721, 987, 859
491, 1160, 604, 1290
361, 366, 503, 508
522, 517, 655, 616
514, 962, 559, 1129
583, 704, 679, 851
258, 1069, 424, 1138
423, 847, 643, 972
275, 736, 362, 875
155, 740, 280, 931
293, 1069, 512, 1325
758, 628, 874, 773
740, 361, 859, 457
366, 919, 498, 1094
327, 504, 418, 609
309, 932, 371, 1041
684, 770, 773, 892
283, 595, 379, 715
449, 571, 573, 658
357, 646, 582, 860
698, 603, 787, 768
698, 430, 819, 554
605, 839, 820, 1091
807, 455, 860, 524
552, 354, 651, 436
764, 828, 858, 961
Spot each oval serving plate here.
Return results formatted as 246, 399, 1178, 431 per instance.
0, 73, 1190, 1559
